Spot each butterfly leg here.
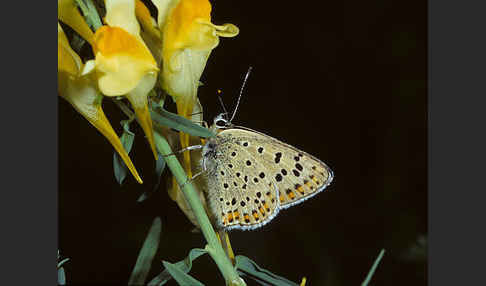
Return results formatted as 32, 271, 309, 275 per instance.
162, 145, 203, 158
178, 169, 206, 189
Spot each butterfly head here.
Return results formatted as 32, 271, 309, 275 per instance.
211, 113, 233, 131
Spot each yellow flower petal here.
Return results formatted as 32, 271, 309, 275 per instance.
135, 0, 161, 40
58, 23, 82, 77
58, 24, 143, 183
152, 0, 178, 29
159, 0, 239, 103
58, 0, 94, 45
136, 0, 163, 65
93, 26, 158, 96
223, 232, 235, 264
163, 0, 212, 51
59, 75, 143, 184
207, 22, 239, 38
300, 277, 307, 286
104, 0, 140, 35
125, 73, 159, 159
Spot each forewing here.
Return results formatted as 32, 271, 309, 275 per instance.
220, 128, 333, 210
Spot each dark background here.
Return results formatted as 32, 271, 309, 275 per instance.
59, 0, 426, 285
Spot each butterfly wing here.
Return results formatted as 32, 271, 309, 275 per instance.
204, 133, 281, 230
228, 128, 333, 209
205, 128, 333, 231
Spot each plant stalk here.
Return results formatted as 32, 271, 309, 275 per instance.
153, 132, 246, 286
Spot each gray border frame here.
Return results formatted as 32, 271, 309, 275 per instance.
429, 0, 486, 284
3, 1, 57, 285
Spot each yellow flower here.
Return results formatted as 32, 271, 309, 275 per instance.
58, 0, 94, 46
58, 0, 161, 182
157, 0, 238, 118
90, 0, 160, 160
152, 0, 238, 177
58, 23, 143, 184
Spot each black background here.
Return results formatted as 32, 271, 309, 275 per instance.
59, 0, 426, 285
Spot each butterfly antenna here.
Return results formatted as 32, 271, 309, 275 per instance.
230, 66, 253, 123
217, 92, 230, 119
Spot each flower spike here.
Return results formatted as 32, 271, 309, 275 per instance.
153, 0, 239, 175
58, 23, 143, 183
58, 0, 94, 45
91, 0, 160, 159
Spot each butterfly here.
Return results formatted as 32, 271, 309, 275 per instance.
178, 68, 333, 230
197, 113, 334, 231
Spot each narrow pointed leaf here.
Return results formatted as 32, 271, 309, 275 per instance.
58, 267, 66, 285
361, 249, 385, 286
153, 153, 166, 190
70, 32, 86, 54
75, 0, 102, 30
57, 251, 69, 285
113, 122, 135, 185
235, 255, 298, 286
150, 107, 215, 138
162, 261, 204, 286
58, 258, 70, 268
128, 217, 163, 285
147, 248, 207, 286
137, 191, 150, 203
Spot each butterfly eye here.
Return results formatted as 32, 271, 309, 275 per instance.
215, 119, 226, 127
213, 113, 229, 128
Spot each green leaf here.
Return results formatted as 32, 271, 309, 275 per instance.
162, 261, 205, 286
57, 251, 69, 285
137, 153, 166, 203
153, 153, 166, 190
113, 121, 135, 185
75, 0, 102, 30
361, 249, 385, 286
58, 267, 66, 285
137, 191, 150, 203
70, 32, 86, 54
57, 258, 70, 268
128, 217, 163, 286
147, 248, 207, 286
150, 107, 215, 138
235, 255, 298, 286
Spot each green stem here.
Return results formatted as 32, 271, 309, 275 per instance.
153, 132, 245, 286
